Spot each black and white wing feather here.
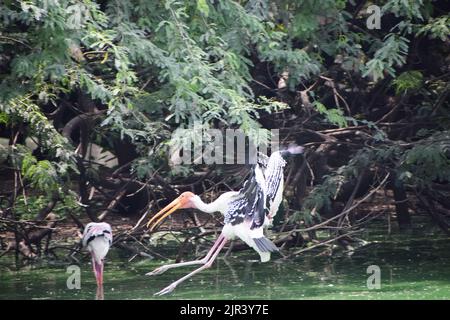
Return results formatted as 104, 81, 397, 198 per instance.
223, 147, 303, 254
224, 151, 288, 228
256, 151, 269, 171
82, 222, 113, 248
224, 163, 267, 230
263, 151, 287, 218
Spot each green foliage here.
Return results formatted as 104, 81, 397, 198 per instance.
313, 101, 347, 128
261, 47, 321, 90
14, 192, 82, 220
291, 11, 319, 39
0, 97, 76, 174
14, 195, 50, 220
382, 0, 426, 20
417, 16, 450, 41
21, 152, 59, 194
0, 0, 449, 234
392, 71, 423, 95
299, 148, 373, 218
0, 112, 8, 124
196, 0, 210, 17
300, 176, 340, 218
363, 34, 409, 82
1, 0, 439, 150
400, 131, 450, 184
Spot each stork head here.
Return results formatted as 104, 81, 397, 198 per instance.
146, 191, 196, 231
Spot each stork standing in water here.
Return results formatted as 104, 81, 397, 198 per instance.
146, 145, 304, 295
82, 222, 113, 287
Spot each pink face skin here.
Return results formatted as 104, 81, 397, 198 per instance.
147, 191, 198, 231
177, 191, 197, 209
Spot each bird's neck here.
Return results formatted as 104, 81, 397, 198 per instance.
191, 194, 232, 214
191, 196, 221, 214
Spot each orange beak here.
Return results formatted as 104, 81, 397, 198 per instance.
146, 197, 183, 232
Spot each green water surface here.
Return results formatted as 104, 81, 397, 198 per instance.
1, 220, 449, 300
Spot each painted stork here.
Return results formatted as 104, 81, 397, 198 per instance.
146, 145, 304, 295
82, 222, 113, 287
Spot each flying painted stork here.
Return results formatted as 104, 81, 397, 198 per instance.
82, 222, 113, 287
146, 145, 304, 295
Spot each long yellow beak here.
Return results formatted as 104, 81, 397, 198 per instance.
146, 198, 182, 231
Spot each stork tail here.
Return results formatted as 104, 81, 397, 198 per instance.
253, 237, 279, 252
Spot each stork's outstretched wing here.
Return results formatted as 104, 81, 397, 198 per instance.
263, 151, 287, 214
225, 151, 289, 227
224, 163, 267, 229
224, 162, 278, 253
224, 147, 301, 231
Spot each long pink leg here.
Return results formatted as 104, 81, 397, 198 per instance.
96, 285, 104, 300
91, 255, 100, 286
99, 260, 104, 286
146, 234, 226, 276
91, 256, 97, 276
154, 235, 228, 296
91, 254, 103, 287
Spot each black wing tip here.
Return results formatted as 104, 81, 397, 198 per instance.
253, 237, 279, 253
